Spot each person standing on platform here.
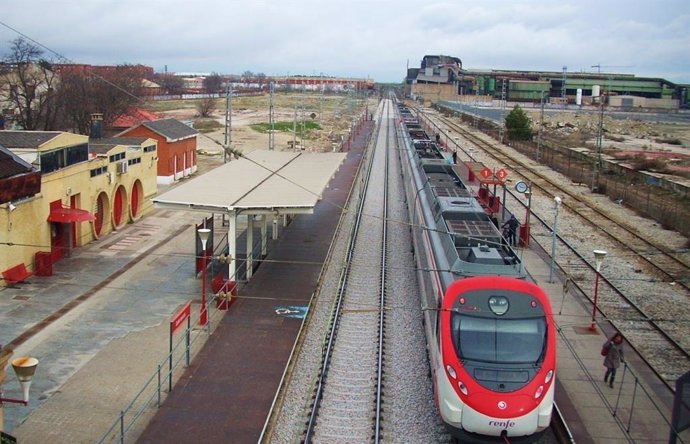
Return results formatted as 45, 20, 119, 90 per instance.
501, 215, 519, 246
603, 332, 625, 388
452, 150, 458, 164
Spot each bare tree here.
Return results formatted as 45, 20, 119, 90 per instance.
152, 73, 185, 95
256, 72, 267, 89
196, 97, 216, 117
203, 73, 223, 94
57, 64, 143, 134
1, 37, 61, 130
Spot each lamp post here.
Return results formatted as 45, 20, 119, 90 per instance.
549, 196, 562, 283
589, 249, 608, 331
1, 351, 39, 432
198, 228, 211, 326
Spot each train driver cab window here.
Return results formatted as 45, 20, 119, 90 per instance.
452, 316, 547, 364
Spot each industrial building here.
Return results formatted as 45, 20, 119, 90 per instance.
405, 55, 689, 109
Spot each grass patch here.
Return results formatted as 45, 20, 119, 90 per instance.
193, 118, 223, 133
250, 121, 321, 138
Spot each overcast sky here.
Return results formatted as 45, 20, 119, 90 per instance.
2, 0, 689, 84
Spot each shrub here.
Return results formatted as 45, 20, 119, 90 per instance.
505, 105, 533, 141
654, 137, 683, 145
630, 154, 668, 173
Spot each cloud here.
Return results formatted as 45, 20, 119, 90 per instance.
1, 0, 689, 83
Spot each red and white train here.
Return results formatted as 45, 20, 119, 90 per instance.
396, 101, 556, 442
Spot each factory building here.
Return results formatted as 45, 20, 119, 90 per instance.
405, 55, 688, 109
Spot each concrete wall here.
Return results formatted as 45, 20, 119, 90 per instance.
608, 95, 679, 109
411, 83, 458, 104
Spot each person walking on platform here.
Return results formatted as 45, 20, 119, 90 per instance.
603, 332, 625, 388
502, 215, 519, 246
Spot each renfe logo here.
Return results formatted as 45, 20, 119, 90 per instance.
489, 420, 517, 428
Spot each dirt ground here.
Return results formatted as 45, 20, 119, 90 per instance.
147, 93, 372, 166
525, 108, 690, 175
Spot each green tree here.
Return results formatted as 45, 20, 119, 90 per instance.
505, 104, 532, 141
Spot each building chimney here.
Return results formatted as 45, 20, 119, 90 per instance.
90, 113, 103, 139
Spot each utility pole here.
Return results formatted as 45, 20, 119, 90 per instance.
293, 104, 297, 151
320, 72, 324, 125
537, 90, 545, 162
300, 83, 306, 151
268, 81, 275, 151
561, 66, 568, 108
223, 82, 232, 163
498, 79, 507, 143
592, 92, 605, 192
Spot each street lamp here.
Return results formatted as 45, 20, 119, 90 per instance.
589, 249, 608, 331
1, 349, 39, 432
198, 228, 211, 326
549, 196, 562, 282
521, 189, 532, 247
1, 353, 39, 406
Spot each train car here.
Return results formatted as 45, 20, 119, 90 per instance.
395, 102, 556, 442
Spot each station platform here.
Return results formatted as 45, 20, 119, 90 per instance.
514, 238, 682, 444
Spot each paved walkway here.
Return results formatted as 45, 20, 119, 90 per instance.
0, 207, 222, 442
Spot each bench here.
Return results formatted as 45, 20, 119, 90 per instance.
2, 263, 32, 286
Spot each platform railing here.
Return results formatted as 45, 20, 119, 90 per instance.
97, 259, 244, 444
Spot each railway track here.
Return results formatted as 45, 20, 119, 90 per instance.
303, 100, 392, 442
416, 106, 690, 385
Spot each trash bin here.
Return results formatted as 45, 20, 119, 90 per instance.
35, 252, 53, 276
519, 225, 531, 248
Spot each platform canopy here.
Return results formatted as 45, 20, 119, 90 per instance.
153, 150, 347, 216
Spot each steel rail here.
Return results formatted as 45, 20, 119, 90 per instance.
374, 99, 390, 443
304, 101, 386, 442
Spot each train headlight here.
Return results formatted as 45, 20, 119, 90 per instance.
534, 385, 544, 399
458, 381, 468, 395
446, 365, 457, 380
545, 370, 554, 384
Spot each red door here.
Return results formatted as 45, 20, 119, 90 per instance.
70, 195, 78, 247
94, 192, 105, 236
131, 181, 141, 219
50, 200, 65, 262
113, 186, 124, 227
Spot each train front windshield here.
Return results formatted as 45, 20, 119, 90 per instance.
453, 316, 547, 364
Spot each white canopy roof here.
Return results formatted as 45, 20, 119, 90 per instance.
153, 150, 346, 215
